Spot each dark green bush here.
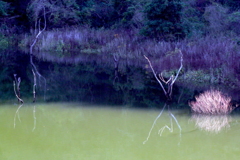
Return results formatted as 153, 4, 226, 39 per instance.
181, 0, 207, 37
219, 0, 240, 11
0, 0, 10, 16
78, 0, 134, 28
141, 0, 188, 41
27, 0, 81, 29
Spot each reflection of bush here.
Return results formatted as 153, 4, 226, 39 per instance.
189, 90, 232, 115
191, 114, 231, 134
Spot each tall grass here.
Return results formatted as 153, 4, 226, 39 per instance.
19, 26, 240, 88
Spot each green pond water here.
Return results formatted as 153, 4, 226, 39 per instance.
0, 103, 240, 160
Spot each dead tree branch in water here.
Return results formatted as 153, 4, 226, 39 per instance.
144, 50, 183, 101
143, 50, 183, 145
30, 7, 46, 55
32, 69, 37, 103
13, 75, 23, 128
13, 74, 24, 104
30, 6, 47, 102
113, 55, 120, 83
13, 74, 21, 101
28, 6, 47, 131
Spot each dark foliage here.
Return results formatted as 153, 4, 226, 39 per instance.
78, 0, 134, 28
1, 0, 240, 38
141, 0, 188, 41
219, 0, 240, 11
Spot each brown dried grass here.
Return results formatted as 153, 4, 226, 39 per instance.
189, 90, 232, 115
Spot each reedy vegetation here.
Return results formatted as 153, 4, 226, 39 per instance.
1, 0, 240, 89
19, 27, 240, 89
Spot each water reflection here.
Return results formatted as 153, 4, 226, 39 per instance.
13, 104, 37, 131
2, 103, 240, 160
191, 114, 231, 134
13, 104, 23, 128
143, 103, 182, 145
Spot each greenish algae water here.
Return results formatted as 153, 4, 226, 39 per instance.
0, 103, 240, 160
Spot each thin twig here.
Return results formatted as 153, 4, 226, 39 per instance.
30, 7, 46, 55
171, 50, 183, 85
32, 69, 36, 103
13, 81, 24, 104
159, 73, 172, 84
144, 55, 167, 96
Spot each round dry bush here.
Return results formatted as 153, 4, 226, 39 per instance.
189, 90, 232, 115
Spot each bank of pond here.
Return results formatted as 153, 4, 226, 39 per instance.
1, 50, 239, 108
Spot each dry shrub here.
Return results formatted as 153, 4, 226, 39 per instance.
189, 90, 232, 115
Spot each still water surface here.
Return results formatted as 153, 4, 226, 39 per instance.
0, 103, 240, 160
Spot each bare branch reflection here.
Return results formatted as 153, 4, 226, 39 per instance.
14, 104, 23, 128
32, 105, 37, 132
143, 104, 182, 145
13, 104, 37, 131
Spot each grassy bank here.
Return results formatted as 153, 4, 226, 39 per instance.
19, 27, 240, 90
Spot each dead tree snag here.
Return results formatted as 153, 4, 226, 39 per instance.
13, 74, 23, 104
144, 50, 183, 101
143, 50, 183, 144
30, 6, 47, 102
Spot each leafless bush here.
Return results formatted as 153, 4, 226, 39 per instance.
189, 90, 233, 115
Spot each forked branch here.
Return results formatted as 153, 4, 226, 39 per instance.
144, 50, 183, 100
143, 50, 183, 145
159, 73, 172, 84
144, 55, 168, 96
